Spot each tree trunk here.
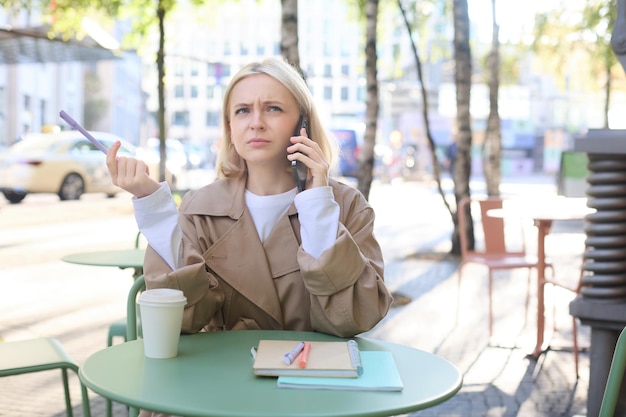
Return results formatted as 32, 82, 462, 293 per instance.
397, 0, 454, 222
280, 0, 303, 77
452, 0, 474, 254
604, 64, 611, 128
157, 0, 167, 183
357, 0, 379, 201
483, 0, 501, 197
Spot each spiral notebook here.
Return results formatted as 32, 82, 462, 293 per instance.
252, 340, 362, 378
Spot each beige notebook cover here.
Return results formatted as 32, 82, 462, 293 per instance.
253, 340, 362, 378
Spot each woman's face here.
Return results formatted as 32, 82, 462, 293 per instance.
228, 73, 301, 168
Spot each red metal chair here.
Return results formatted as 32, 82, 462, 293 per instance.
458, 196, 581, 377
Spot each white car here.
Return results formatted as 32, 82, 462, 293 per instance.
0, 131, 147, 204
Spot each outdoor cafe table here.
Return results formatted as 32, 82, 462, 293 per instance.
61, 249, 146, 278
79, 330, 463, 417
487, 197, 593, 359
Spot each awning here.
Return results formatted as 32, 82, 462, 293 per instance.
0, 26, 120, 65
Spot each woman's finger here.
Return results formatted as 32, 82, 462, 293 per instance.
106, 141, 121, 179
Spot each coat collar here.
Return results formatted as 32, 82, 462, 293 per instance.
179, 177, 299, 219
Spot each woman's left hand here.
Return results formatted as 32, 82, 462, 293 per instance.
287, 127, 330, 189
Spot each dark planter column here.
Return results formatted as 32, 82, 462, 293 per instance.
570, 130, 626, 417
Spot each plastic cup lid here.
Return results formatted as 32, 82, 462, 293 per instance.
138, 288, 187, 304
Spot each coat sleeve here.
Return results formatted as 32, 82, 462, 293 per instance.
297, 191, 392, 337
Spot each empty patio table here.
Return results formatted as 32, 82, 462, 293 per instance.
488, 197, 593, 359
79, 330, 463, 417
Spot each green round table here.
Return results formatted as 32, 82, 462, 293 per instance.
61, 249, 145, 278
79, 330, 462, 417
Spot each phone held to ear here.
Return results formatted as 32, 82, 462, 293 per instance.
292, 115, 309, 192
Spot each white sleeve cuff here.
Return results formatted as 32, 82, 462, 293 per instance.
132, 182, 182, 269
294, 186, 339, 259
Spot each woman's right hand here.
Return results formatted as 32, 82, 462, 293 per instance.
106, 141, 160, 198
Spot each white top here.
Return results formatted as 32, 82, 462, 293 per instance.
133, 182, 340, 269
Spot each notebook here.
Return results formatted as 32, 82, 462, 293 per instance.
252, 339, 362, 378
277, 351, 404, 391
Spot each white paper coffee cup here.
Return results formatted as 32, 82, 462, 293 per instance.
138, 288, 187, 359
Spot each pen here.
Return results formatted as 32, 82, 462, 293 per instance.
298, 342, 311, 368
58, 110, 109, 154
283, 341, 305, 365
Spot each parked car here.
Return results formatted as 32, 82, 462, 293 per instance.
331, 129, 360, 178
0, 131, 144, 204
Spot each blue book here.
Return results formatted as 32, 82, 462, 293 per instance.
277, 351, 403, 391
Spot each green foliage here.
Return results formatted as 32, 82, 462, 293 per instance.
531, 0, 620, 92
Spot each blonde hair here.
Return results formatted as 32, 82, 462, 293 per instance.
216, 57, 336, 179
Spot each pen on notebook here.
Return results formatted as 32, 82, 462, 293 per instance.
298, 342, 311, 368
283, 341, 305, 365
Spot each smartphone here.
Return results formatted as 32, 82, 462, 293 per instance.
58, 110, 109, 154
291, 115, 309, 192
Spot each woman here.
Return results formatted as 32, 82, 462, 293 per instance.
107, 56, 392, 339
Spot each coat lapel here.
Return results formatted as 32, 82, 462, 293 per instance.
203, 208, 284, 325
263, 211, 301, 277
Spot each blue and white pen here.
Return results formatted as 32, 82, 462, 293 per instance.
283, 341, 305, 365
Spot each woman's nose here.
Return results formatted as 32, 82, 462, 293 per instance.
250, 112, 265, 130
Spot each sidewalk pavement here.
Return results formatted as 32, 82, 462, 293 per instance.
1, 173, 590, 417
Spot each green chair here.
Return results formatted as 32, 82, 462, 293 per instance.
0, 337, 91, 417
105, 275, 146, 417
599, 326, 626, 417
107, 231, 146, 347
106, 318, 127, 346
126, 274, 146, 342
126, 275, 146, 417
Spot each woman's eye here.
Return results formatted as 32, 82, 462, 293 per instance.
234, 108, 249, 115
268, 106, 282, 112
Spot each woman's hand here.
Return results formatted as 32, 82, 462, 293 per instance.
287, 127, 330, 189
106, 141, 160, 198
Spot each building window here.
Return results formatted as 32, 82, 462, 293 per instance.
221, 64, 231, 77
191, 86, 198, 98
323, 86, 332, 100
207, 63, 216, 77
174, 62, 184, 77
39, 99, 46, 126
357, 85, 366, 102
206, 111, 219, 126
0, 87, 4, 117
175, 85, 184, 98
172, 111, 189, 126
190, 63, 199, 77
324, 64, 332, 77
24, 94, 31, 110
341, 87, 349, 101
240, 43, 249, 56
206, 85, 215, 99
256, 44, 265, 55
341, 65, 349, 76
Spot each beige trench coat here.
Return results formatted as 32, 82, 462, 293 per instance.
144, 177, 392, 336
